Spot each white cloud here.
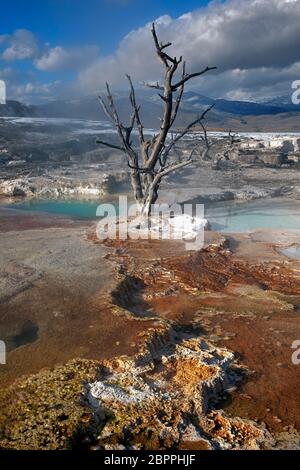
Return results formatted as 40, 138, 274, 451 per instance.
9, 79, 77, 104
35, 45, 99, 71
2, 29, 38, 61
78, 0, 300, 100
0, 29, 99, 73
0, 66, 74, 103
0, 29, 100, 101
2, 0, 300, 102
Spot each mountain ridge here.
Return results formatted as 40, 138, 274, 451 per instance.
1, 92, 300, 131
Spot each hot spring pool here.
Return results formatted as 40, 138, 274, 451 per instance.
205, 198, 300, 233
5, 197, 300, 233
280, 245, 300, 260
7, 198, 114, 219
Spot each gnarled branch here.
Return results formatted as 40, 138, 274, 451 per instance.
97, 21, 217, 215
96, 139, 124, 152
172, 66, 217, 90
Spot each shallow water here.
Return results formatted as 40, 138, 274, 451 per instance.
6, 197, 300, 233
8, 321, 39, 352
10, 198, 105, 219
205, 198, 300, 233
280, 245, 300, 259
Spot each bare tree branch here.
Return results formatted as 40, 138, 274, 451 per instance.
142, 81, 164, 91
151, 22, 169, 67
97, 95, 115, 124
126, 74, 145, 146
159, 149, 195, 177
96, 139, 124, 152
162, 104, 215, 164
97, 21, 216, 215
196, 120, 219, 161
146, 149, 195, 202
160, 41, 172, 50
172, 66, 217, 90
170, 62, 186, 128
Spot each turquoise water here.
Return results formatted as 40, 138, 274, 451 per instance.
10, 199, 106, 219
6, 197, 300, 232
206, 198, 300, 233
280, 245, 300, 260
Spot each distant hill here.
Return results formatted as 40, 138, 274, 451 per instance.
263, 95, 300, 113
181, 92, 289, 116
34, 90, 300, 130
0, 100, 38, 117
1, 92, 300, 131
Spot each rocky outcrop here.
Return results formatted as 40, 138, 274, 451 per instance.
0, 359, 100, 450
181, 184, 292, 205
88, 325, 272, 450
232, 136, 300, 167
0, 173, 124, 198
1, 231, 300, 450
0, 325, 273, 450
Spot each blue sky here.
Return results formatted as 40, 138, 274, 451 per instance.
0, 1, 210, 54
0, 0, 299, 103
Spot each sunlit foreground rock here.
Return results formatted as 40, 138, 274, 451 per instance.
0, 324, 273, 450
88, 325, 272, 450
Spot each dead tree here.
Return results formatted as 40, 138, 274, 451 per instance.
195, 120, 218, 162
97, 23, 216, 216
212, 131, 239, 169
193, 123, 239, 170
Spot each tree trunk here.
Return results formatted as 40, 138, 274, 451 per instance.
137, 182, 159, 217
97, 23, 216, 222
130, 168, 143, 202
